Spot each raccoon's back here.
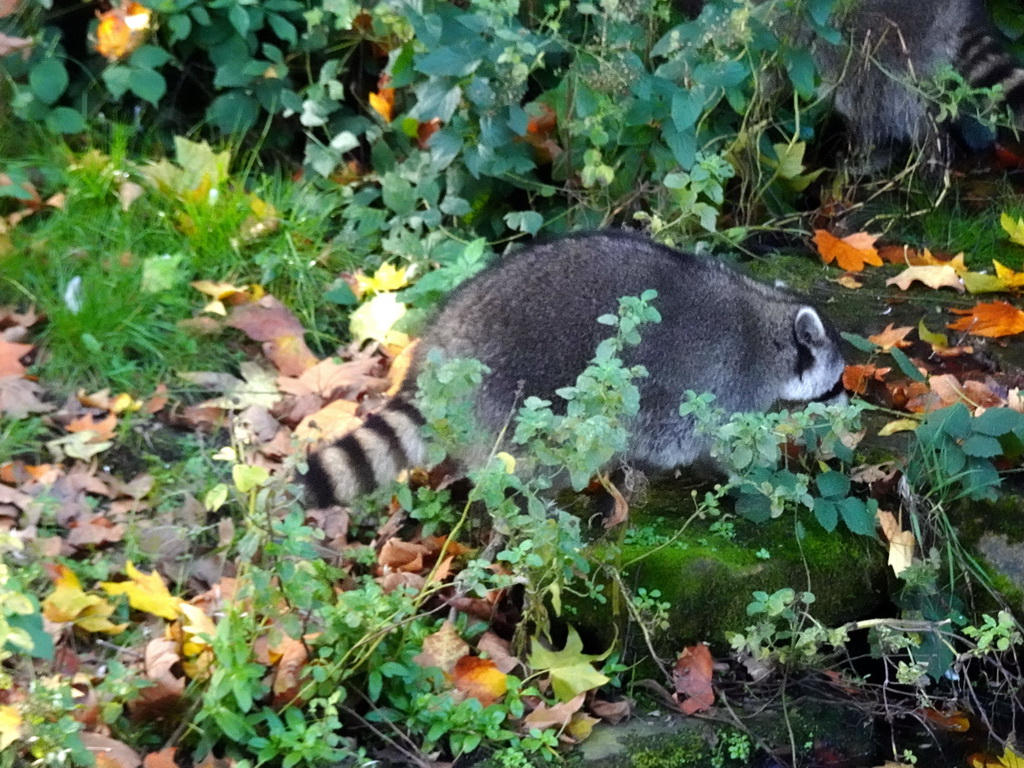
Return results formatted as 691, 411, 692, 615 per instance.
411, 231, 795, 431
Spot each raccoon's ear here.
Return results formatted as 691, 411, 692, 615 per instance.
794, 307, 827, 347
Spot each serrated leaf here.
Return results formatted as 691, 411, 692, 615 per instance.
961, 434, 1004, 458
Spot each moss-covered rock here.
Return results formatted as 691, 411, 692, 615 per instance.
579, 480, 888, 658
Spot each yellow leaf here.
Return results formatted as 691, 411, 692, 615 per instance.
0, 705, 22, 751
42, 566, 128, 634
998, 744, 1024, 768
354, 263, 410, 295
495, 452, 516, 474
369, 88, 395, 122
349, 292, 408, 346
994, 260, 1024, 289
962, 271, 1009, 294
917, 319, 948, 348
878, 418, 920, 436
101, 562, 182, 620
179, 603, 217, 667
1001, 212, 1024, 247
885, 265, 964, 292
191, 280, 246, 300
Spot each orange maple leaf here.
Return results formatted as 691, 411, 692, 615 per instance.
842, 364, 891, 395
867, 324, 913, 351
948, 302, 1024, 338
813, 230, 882, 272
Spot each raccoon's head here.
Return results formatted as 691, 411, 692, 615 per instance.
779, 307, 847, 405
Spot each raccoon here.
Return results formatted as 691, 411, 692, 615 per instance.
810, 0, 1024, 165
303, 231, 847, 508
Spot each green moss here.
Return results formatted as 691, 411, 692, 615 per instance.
580, 480, 886, 658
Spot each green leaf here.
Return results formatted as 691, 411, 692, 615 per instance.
838, 497, 876, 536
414, 47, 481, 77
812, 498, 839, 532
734, 490, 771, 523
324, 282, 358, 306
229, 4, 251, 36
889, 347, 926, 382
167, 13, 192, 43
973, 407, 1024, 437
129, 45, 172, 69
670, 88, 702, 132
840, 332, 877, 353
815, 470, 850, 499
962, 434, 1004, 458
208, 91, 260, 133
128, 68, 167, 106
527, 626, 611, 702
30, 59, 69, 105
45, 106, 85, 134
504, 211, 543, 235
102, 65, 132, 99
233, 465, 270, 493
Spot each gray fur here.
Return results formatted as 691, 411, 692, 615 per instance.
809, 0, 1024, 163
305, 231, 847, 506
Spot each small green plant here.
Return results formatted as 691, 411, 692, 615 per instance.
726, 588, 850, 671
680, 392, 874, 535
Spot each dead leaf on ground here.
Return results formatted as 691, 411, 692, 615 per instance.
590, 698, 632, 724
142, 747, 178, 768
522, 693, 585, 732
877, 510, 915, 576
886, 264, 964, 293
80, 733, 142, 768
227, 296, 318, 376
813, 230, 882, 272
672, 644, 715, 715
453, 656, 508, 706
905, 374, 1005, 414
868, 324, 913, 350
413, 620, 469, 675
0, 340, 32, 376
0, 376, 54, 417
128, 638, 186, 721
477, 631, 520, 674
379, 538, 431, 574
948, 302, 1024, 338
842, 364, 890, 395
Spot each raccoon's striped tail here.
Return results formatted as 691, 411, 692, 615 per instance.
303, 397, 427, 507
959, 27, 1024, 124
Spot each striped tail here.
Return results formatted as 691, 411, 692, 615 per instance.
958, 26, 1024, 125
303, 397, 427, 507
